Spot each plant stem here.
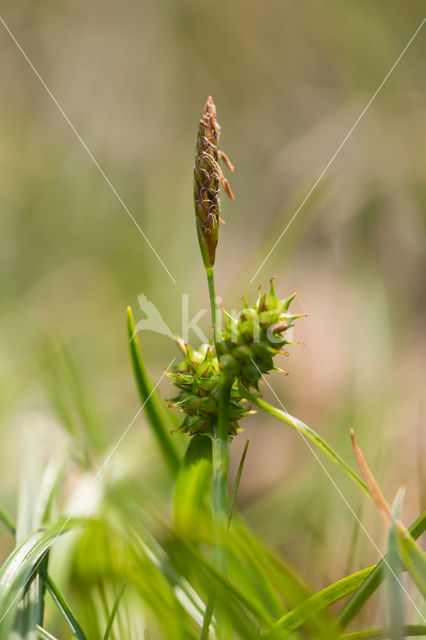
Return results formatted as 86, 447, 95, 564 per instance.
213, 378, 233, 552
204, 264, 232, 638
200, 597, 215, 640
211, 377, 233, 638
206, 267, 218, 345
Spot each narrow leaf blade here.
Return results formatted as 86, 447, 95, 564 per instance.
127, 306, 180, 476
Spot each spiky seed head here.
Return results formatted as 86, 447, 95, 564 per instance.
168, 339, 251, 436
217, 280, 304, 390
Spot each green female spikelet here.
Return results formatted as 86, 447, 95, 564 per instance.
167, 340, 251, 436
217, 279, 305, 390
194, 96, 235, 268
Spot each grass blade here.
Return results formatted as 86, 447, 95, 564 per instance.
395, 522, 426, 598
37, 625, 60, 639
0, 520, 77, 639
174, 435, 212, 538
337, 511, 426, 629
14, 435, 44, 637
264, 567, 373, 638
228, 439, 250, 529
228, 521, 311, 618
103, 585, 125, 640
339, 626, 426, 639
200, 597, 215, 640
41, 570, 88, 640
264, 511, 426, 638
127, 306, 180, 476
239, 384, 369, 497
0, 506, 15, 536
387, 491, 405, 640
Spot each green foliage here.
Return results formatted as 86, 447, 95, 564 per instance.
339, 627, 426, 639
0, 521, 77, 639
174, 435, 212, 538
127, 306, 181, 476
337, 512, 426, 629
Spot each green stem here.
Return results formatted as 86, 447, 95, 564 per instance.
200, 596, 215, 640
206, 267, 218, 346
212, 379, 232, 566
211, 378, 232, 638
204, 264, 232, 638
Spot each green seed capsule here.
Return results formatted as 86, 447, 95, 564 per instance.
218, 353, 240, 376
168, 340, 250, 436
217, 280, 303, 390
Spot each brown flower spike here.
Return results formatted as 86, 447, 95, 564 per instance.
194, 96, 235, 268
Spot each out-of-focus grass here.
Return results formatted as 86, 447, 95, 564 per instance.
0, 0, 425, 636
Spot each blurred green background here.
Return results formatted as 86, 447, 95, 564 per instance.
0, 0, 425, 618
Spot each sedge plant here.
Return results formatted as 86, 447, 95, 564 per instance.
0, 96, 425, 640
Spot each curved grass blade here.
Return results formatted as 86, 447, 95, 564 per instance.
174, 435, 212, 538
228, 439, 250, 529
13, 578, 41, 640
189, 544, 273, 629
14, 435, 46, 637
264, 567, 373, 638
239, 384, 369, 497
41, 570, 87, 640
0, 506, 15, 536
0, 520, 79, 639
395, 522, 426, 598
339, 626, 426, 639
37, 625, 60, 639
387, 492, 405, 640
348, 431, 426, 603
102, 584, 125, 640
127, 306, 180, 476
337, 511, 426, 629
263, 512, 426, 638
126, 508, 271, 633
0, 458, 84, 639
112, 483, 285, 638
227, 521, 306, 624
